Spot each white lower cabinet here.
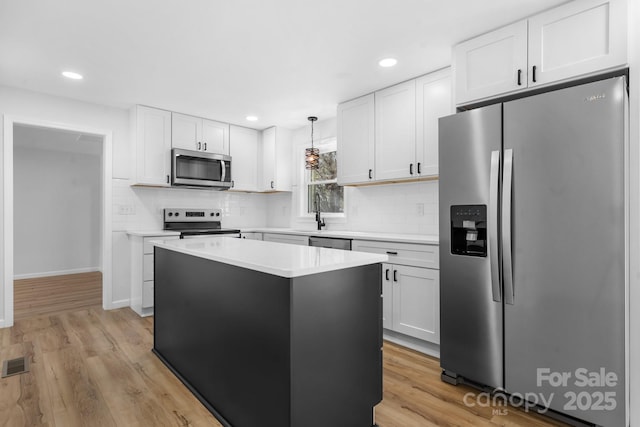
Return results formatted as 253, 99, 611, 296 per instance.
354, 240, 440, 344
382, 264, 440, 344
262, 233, 309, 246
129, 234, 179, 317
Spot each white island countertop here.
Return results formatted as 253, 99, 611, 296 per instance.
151, 236, 388, 278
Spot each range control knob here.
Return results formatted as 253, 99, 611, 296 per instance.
210, 212, 215, 216
168, 212, 173, 217
175, 212, 180, 217
216, 212, 220, 217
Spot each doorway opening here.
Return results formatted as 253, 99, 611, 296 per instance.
12, 125, 103, 320
2, 116, 113, 328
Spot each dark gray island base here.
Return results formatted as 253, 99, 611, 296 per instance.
153, 246, 383, 427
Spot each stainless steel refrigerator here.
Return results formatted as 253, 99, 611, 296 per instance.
438, 76, 627, 426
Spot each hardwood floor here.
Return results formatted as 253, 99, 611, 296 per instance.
13, 272, 102, 320
0, 305, 567, 427
377, 344, 566, 427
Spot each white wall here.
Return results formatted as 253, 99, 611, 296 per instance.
13, 144, 101, 277
267, 117, 440, 235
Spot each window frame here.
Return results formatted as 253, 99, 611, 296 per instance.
297, 137, 346, 221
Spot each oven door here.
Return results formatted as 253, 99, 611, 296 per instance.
172, 148, 232, 189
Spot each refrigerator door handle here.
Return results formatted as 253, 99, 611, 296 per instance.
489, 150, 501, 302
503, 149, 515, 305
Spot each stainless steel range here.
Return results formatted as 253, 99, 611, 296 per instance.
163, 208, 241, 238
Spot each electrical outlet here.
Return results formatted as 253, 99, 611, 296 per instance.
416, 203, 425, 216
118, 204, 135, 215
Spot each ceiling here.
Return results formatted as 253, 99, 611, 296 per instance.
0, 0, 568, 130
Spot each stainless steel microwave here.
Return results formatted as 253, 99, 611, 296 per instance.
171, 148, 232, 190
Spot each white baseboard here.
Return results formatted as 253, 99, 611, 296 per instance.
383, 329, 441, 359
14, 267, 101, 280
106, 299, 130, 310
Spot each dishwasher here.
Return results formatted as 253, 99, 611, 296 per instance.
308, 236, 352, 250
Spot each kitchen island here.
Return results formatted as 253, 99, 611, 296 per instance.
151, 237, 387, 427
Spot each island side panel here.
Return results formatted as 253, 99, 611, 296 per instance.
290, 263, 383, 427
154, 247, 291, 427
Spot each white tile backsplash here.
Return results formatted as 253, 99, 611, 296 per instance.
274, 180, 439, 235
113, 179, 270, 231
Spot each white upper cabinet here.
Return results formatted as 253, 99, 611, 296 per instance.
337, 69, 451, 185
454, 21, 528, 106
416, 69, 452, 178
261, 127, 277, 191
260, 127, 292, 192
527, 0, 627, 87
337, 94, 375, 185
172, 112, 230, 154
454, 0, 626, 106
229, 125, 259, 191
201, 119, 230, 154
132, 105, 172, 186
171, 113, 200, 151
375, 80, 417, 181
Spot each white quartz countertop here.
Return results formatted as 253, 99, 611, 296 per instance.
245, 228, 439, 245
127, 230, 180, 237
151, 236, 388, 278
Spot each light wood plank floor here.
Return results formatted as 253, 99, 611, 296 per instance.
13, 272, 102, 320
0, 306, 567, 427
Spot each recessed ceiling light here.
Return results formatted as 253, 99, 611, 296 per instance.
246, 116, 258, 122
62, 71, 83, 80
378, 58, 398, 68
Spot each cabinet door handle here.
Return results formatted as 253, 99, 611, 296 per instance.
198, 141, 202, 150
409, 163, 414, 175
517, 69, 522, 86
385, 269, 390, 281
231, 180, 234, 188
203, 142, 207, 151
166, 175, 170, 184
532, 65, 537, 83
417, 162, 421, 174
393, 270, 398, 282
271, 180, 274, 189
386, 251, 398, 255
368, 169, 373, 180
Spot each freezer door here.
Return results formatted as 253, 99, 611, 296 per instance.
503, 77, 626, 426
438, 104, 503, 389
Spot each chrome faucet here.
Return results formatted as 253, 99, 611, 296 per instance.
315, 192, 326, 230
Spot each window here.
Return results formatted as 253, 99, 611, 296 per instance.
302, 138, 344, 217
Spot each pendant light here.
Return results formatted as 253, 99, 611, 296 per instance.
305, 116, 320, 170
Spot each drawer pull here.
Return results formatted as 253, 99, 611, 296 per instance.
386, 251, 398, 255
